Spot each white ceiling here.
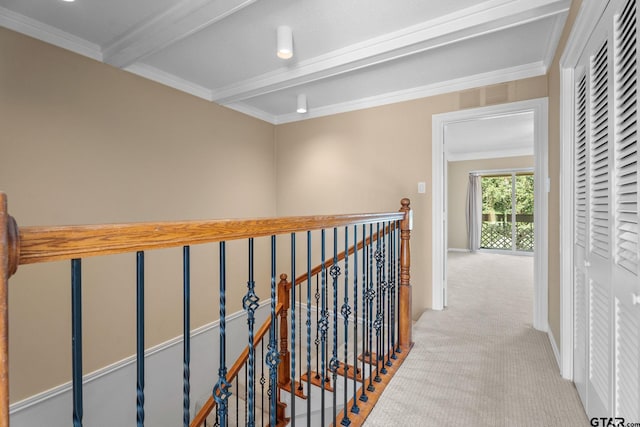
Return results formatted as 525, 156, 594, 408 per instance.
0, 0, 570, 124
445, 111, 534, 161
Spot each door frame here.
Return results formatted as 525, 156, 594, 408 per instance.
559, 0, 610, 381
431, 98, 549, 332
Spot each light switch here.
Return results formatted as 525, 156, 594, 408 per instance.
418, 182, 426, 194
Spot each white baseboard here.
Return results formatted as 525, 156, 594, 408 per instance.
447, 248, 470, 252
547, 327, 561, 372
10, 302, 271, 427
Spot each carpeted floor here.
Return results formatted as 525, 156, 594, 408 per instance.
364, 251, 589, 427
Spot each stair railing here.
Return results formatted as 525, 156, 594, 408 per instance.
0, 192, 411, 427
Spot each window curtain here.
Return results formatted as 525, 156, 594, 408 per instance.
466, 174, 482, 252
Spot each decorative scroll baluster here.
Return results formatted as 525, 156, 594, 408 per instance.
319, 229, 328, 427
289, 233, 296, 426
359, 224, 369, 403
351, 224, 360, 415
330, 227, 340, 426
243, 238, 259, 427
373, 224, 382, 383
183, 246, 191, 427
214, 242, 232, 427
136, 251, 145, 427
340, 226, 351, 426
366, 224, 375, 393
386, 223, 393, 368
379, 225, 388, 376
71, 258, 83, 427
306, 231, 312, 424
260, 339, 265, 427
267, 236, 279, 427
314, 274, 320, 380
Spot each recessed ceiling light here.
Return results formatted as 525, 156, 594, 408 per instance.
61, 0, 76, 2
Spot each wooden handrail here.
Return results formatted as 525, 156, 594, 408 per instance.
190, 302, 284, 427
13, 212, 404, 269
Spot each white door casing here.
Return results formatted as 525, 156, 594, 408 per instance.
432, 98, 549, 331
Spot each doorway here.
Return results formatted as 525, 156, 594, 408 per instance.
431, 98, 549, 332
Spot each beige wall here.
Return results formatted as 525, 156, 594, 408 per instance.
447, 156, 535, 250
0, 28, 276, 401
275, 77, 547, 320
547, 0, 583, 348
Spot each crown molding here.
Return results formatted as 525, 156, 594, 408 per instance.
223, 102, 277, 124
213, 0, 569, 104
103, 0, 258, 68
542, 12, 569, 69
125, 63, 214, 101
273, 62, 546, 124
0, 6, 102, 61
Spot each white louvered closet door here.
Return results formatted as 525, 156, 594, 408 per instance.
585, 25, 613, 418
612, 0, 639, 421
572, 0, 640, 420
573, 69, 589, 405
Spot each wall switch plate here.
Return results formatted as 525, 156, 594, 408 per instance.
418, 182, 426, 194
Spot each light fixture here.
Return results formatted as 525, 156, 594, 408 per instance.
61, 0, 75, 2
297, 94, 307, 114
277, 26, 293, 59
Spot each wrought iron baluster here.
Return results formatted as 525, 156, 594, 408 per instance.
260, 338, 265, 427
390, 223, 398, 360
290, 232, 296, 426
314, 274, 320, 380
267, 235, 279, 427
183, 246, 191, 426
351, 225, 360, 415
374, 224, 382, 383
319, 229, 328, 427
136, 251, 145, 427
359, 224, 369, 403
306, 231, 312, 425
71, 259, 83, 427
236, 375, 239, 426
243, 238, 259, 427
245, 363, 248, 427
386, 223, 393, 368
298, 259, 303, 395
214, 242, 232, 427
367, 223, 376, 392
379, 225, 388, 376
395, 222, 402, 355
340, 226, 351, 426
330, 227, 340, 427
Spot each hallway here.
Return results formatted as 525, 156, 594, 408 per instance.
364, 252, 588, 426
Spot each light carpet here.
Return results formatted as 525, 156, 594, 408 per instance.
364, 251, 589, 427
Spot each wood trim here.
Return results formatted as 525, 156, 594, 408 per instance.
398, 198, 412, 350
0, 193, 9, 427
190, 303, 283, 427
17, 212, 404, 266
332, 344, 413, 427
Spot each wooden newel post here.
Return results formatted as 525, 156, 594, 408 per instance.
277, 274, 291, 389
398, 198, 413, 350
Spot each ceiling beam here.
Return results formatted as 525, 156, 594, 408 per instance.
212, 0, 570, 105
103, 0, 258, 68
